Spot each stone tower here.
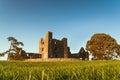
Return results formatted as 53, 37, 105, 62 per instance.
39, 32, 52, 59
62, 38, 69, 58
39, 32, 70, 59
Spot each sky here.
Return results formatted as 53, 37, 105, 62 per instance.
0, 0, 120, 59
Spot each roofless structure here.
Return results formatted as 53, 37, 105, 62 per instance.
39, 32, 70, 59
39, 32, 89, 60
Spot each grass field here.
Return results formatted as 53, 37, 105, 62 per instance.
0, 60, 120, 80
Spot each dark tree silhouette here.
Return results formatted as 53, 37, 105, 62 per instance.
86, 33, 120, 60
7, 37, 26, 60
79, 47, 89, 60
7, 37, 24, 51
0, 37, 26, 60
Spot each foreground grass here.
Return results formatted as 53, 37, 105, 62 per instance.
0, 60, 120, 80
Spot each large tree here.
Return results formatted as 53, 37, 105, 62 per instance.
86, 33, 120, 59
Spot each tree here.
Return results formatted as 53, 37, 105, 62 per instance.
8, 37, 24, 50
7, 37, 26, 60
0, 37, 26, 60
79, 47, 89, 60
86, 33, 120, 60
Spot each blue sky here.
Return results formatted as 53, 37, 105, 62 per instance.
0, 0, 120, 56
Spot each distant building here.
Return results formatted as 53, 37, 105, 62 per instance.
39, 32, 89, 60
69, 47, 89, 60
39, 32, 70, 59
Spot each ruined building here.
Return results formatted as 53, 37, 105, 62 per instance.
69, 47, 89, 60
39, 32, 71, 59
39, 32, 89, 60
0, 31, 89, 60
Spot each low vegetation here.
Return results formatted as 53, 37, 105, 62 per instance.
0, 61, 120, 80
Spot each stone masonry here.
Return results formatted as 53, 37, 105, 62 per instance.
39, 32, 70, 59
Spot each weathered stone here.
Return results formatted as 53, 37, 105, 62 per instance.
39, 32, 70, 59
69, 47, 89, 60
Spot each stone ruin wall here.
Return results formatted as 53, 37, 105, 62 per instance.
39, 32, 89, 60
39, 32, 70, 59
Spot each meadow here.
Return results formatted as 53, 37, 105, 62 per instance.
0, 60, 120, 80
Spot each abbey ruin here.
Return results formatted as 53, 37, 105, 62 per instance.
39, 32, 89, 60
39, 32, 70, 58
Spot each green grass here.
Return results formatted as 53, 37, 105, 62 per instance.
0, 60, 120, 80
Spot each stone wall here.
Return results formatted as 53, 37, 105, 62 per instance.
25, 53, 42, 59
39, 32, 89, 60
39, 32, 70, 59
